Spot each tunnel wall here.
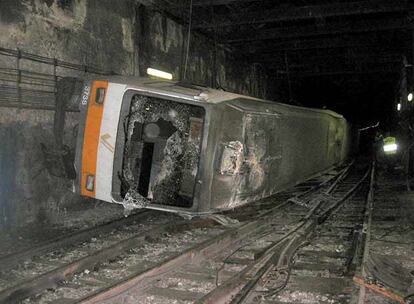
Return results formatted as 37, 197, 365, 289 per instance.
136, 6, 267, 97
0, 0, 268, 228
0, 109, 79, 228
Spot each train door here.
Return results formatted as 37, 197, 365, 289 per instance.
129, 119, 177, 199
327, 121, 343, 164
121, 95, 205, 208
239, 113, 282, 196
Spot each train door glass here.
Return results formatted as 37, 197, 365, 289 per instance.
121, 95, 205, 208
328, 122, 342, 163
241, 114, 282, 194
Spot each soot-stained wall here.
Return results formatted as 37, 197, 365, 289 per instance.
0, 0, 137, 228
137, 6, 267, 98
0, 109, 79, 228
0, 0, 268, 228
0, 0, 136, 75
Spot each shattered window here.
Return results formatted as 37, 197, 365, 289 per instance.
121, 94, 205, 209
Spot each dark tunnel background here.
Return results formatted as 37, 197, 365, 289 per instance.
289, 76, 398, 129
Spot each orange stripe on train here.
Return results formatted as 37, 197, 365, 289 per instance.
81, 80, 108, 197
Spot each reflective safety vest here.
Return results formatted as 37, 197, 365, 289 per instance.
383, 136, 397, 155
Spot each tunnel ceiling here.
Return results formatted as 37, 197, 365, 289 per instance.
141, 0, 414, 125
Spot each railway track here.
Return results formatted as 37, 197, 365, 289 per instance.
354, 166, 414, 304
192, 163, 370, 304
0, 210, 152, 274
254, 166, 372, 304
0, 163, 355, 304
77, 162, 366, 304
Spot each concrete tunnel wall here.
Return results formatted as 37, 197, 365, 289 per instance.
0, 0, 268, 228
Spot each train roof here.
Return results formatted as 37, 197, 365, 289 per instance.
90, 76, 345, 119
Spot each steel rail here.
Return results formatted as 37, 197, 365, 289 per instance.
72, 163, 354, 304
0, 210, 151, 274
0, 217, 215, 304
197, 163, 370, 304
352, 162, 406, 304
236, 165, 370, 304
0, 163, 352, 304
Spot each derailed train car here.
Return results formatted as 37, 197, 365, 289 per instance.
74, 77, 350, 216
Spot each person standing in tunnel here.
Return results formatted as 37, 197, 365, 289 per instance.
373, 131, 383, 162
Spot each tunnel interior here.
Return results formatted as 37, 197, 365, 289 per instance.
1, 1, 414, 303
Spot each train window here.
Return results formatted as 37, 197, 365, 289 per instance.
95, 87, 106, 104
121, 94, 205, 208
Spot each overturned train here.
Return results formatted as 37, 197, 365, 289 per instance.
73, 77, 351, 216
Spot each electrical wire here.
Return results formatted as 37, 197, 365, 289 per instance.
210, 2, 220, 89
183, 0, 193, 81
215, 229, 275, 287
263, 241, 310, 298
359, 122, 380, 131
285, 52, 293, 103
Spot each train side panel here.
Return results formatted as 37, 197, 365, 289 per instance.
208, 98, 349, 210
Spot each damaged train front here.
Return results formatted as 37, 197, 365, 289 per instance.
74, 79, 210, 216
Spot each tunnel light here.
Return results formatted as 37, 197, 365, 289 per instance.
408, 93, 413, 102
147, 68, 173, 80
397, 103, 401, 111
383, 143, 398, 153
